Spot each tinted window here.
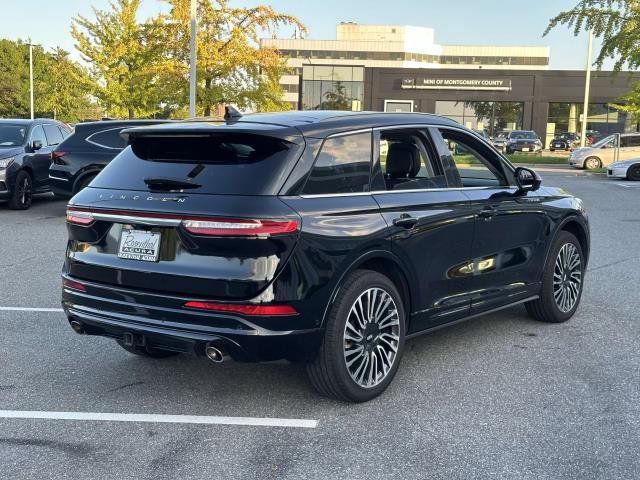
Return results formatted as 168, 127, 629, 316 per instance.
59, 126, 72, 138
623, 135, 640, 148
87, 128, 127, 149
377, 129, 447, 191
91, 133, 302, 195
439, 129, 509, 187
30, 125, 47, 146
43, 124, 64, 146
302, 132, 371, 195
0, 124, 27, 147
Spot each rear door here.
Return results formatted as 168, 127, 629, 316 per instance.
65, 124, 305, 301
619, 134, 640, 162
371, 127, 475, 332
436, 127, 553, 314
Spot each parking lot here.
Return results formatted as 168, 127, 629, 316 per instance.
0, 171, 639, 479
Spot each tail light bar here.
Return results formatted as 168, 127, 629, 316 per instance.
65, 207, 299, 237
51, 151, 66, 164
183, 301, 298, 316
62, 278, 86, 292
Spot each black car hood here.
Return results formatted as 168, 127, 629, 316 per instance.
0, 146, 24, 158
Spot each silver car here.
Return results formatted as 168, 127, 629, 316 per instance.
569, 132, 640, 169
607, 158, 640, 181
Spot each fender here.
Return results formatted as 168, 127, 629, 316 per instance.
320, 248, 416, 330
541, 213, 590, 277
72, 167, 103, 194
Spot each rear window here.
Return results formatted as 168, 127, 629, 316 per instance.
91, 133, 302, 195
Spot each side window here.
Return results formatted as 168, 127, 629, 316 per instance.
58, 126, 72, 139
377, 129, 447, 191
43, 124, 64, 146
623, 135, 640, 148
87, 128, 127, 149
302, 132, 371, 195
29, 125, 47, 147
438, 128, 510, 187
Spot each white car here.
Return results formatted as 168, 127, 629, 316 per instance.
607, 159, 640, 181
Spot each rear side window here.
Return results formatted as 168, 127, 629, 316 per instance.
87, 128, 127, 149
91, 133, 302, 195
302, 132, 371, 195
622, 135, 640, 148
43, 124, 63, 146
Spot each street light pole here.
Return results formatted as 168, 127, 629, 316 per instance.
580, 29, 594, 148
29, 42, 34, 120
189, 0, 197, 118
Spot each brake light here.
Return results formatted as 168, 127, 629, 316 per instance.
51, 151, 66, 165
183, 301, 298, 316
62, 278, 86, 292
66, 208, 94, 226
182, 218, 298, 237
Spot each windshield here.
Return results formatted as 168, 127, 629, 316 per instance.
0, 124, 27, 147
509, 131, 537, 140
592, 135, 615, 148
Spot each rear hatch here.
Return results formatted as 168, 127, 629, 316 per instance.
64, 121, 304, 300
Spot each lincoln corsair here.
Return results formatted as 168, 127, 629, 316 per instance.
61, 111, 589, 402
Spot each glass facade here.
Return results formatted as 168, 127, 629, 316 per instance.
435, 101, 524, 136
302, 65, 364, 111
547, 103, 635, 138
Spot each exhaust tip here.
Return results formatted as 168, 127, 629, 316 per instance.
205, 345, 225, 363
69, 320, 84, 334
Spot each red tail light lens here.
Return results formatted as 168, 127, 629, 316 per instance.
66, 208, 95, 226
181, 218, 299, 237
62, 278, 86, 292
51, 151, 66, 164
183, 301, 298, 316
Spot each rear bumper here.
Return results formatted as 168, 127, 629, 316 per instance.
62, 276, 322, 362
48, 171, 73, 196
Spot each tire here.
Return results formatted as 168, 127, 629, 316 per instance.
8, 170, 33, 210
74, 174, 96, 194
307, 270, 406, 402
584, 157, 601, 170
526, 231, 584, 323
627, 164, 640, 181
116, 339, 179, 358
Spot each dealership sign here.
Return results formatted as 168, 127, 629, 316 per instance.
402, 78, 512, 91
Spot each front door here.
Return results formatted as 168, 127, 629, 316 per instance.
435, 127, 552, 315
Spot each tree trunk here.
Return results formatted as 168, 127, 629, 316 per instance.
128, 108, 134, 119
204, 77, 212, 117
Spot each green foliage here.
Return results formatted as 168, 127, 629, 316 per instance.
318, 81, 352, 110
0, 39, 94, 122
610, 81, 640, 126
545, 0, 640, 70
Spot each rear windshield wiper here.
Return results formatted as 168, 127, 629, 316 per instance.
144, 177, 201, 191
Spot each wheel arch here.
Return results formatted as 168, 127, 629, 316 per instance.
72, 167, 101, 194
544, 216, 590, 272
321, 250, 414, 332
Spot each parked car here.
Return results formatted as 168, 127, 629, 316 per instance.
607, 158, 640, 181
0, 118, 71, 209
492, 131, 510, 152
569, 132, 640, 169
505, 130, 543, 154
61, 111, 590, 402
550, 132, 580, 152
49, 120, 169, 198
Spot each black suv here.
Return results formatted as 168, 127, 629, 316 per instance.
62, 111, 590, 402
550, 132, 580, 152
0, 118, 71, 209
49, 120, 169, 198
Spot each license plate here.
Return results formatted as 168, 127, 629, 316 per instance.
117, 229, 161, 262
522, 147, 530, 152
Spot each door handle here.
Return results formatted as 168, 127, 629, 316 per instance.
478, 206, 498, 219
393, 215, 418, 229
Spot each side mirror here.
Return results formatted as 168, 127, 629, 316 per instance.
514, 166, 541, 192
31, 140, 43, 151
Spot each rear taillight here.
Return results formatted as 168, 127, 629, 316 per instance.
183, 301, 298, 316
51, 151, 66, 165
181, 218, 298, 237
66, 208, 94, 226
62, 278, 86, 292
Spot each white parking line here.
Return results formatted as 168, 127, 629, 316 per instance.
0, 410, 318, 429
0, 307, 63, 312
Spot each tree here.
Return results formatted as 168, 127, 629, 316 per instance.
545, 1, 640, 70
610, 83, 640, 129
159, 0, 305, 116
72, 0, 167, 118
0, 39, 28, 118
318, 81, 351, 110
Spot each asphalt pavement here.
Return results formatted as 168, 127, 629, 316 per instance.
0, 172, 638, 480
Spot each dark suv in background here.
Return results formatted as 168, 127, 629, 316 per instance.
550, 132, 580, 151
0, 118, 71, 209
49, 120, 169, 198
62, 111, 589, 402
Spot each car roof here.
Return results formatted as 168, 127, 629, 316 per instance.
124, 111, 461, 139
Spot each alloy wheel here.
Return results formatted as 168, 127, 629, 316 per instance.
18, 176, 32, 207
585, 158, 600, 170
343, 287, 400, 388
553, 243, 582, 313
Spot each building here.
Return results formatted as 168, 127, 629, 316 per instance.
261, 23, 640, 143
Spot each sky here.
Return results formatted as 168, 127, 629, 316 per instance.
0, 0, 617, 70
